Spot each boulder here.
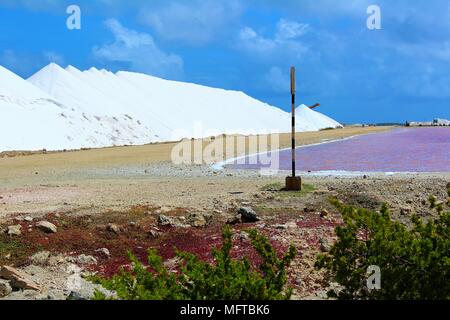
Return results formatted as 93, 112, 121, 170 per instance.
67, 278, 116, 300
36, 221, 57, 234
238, 207, 259, 223
0, 266, 40, 291
7, 225, 22, 236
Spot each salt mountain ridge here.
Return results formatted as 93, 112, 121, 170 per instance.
0, 63, 342, 152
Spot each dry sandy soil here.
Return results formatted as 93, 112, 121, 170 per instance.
0, 126, 393, 217
0, 126, 448, 300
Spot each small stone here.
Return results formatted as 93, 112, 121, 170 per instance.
0, 279, 12, 298
400, 207, 412, 216
319, 238, 331, 253
157, 215, 172, 226
7, 225, 22, 236
320, 209, 329, 218
240, 231, 250, 241
95, 248, 111, 258
304, 206, 316, 213
55, 213, 61, 218
30, 251, 51, 266
106, 223, 120, 234
36, 221, 57, 234
238, 207, 259, 223
148, 229, 161, 238
187, 213, 207, 228
48, 255, 66, 266
24, 216, 34, 222
226, 214, 242, 225
76, 254, 98, 265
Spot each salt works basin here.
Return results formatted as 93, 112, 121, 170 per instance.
225, 127, 450, 173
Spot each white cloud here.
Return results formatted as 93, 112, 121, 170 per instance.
93, 19, 183, 79
139, 0, 242, 45
276, 19, 309, 40
236, 19, 309, 60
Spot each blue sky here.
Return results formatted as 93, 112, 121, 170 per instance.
0, 0, 449, 123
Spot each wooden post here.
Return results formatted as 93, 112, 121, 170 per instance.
285, 66, 302, 191
291, 67, 296, 178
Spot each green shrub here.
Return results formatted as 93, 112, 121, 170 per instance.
315, 192, 450, 300
92, 226, 296, 300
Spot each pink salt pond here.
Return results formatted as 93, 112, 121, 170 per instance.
226, 127, 450, 173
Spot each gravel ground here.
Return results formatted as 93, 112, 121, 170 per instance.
0, 126, 448, 300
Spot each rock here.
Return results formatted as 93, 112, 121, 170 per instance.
320, 209, 329, 218
95, 248, 111, 258
237, 207, 259, 223
239, 231, 250, 241
24, 216, 33, 222
30, 251, 51, 266
0, 279, 12, 297
226, 214, 242, 225
202, 213, 213, 223
400, 207, 412, 216
187, 213, 207, 228
157, 215, 172, 226
36, 221, 57, 234
319, 238, 331, 253
7, 225, 22, 236
148, 229, 161, 238
0, 266, 40, 291
68, 278, 115, 300
76, 254, 98, 265
48, 255, 66, 266
106, 223, 120, 234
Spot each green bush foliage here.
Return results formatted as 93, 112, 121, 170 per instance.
316, 189, 450, 300
92, 226, 296, 300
